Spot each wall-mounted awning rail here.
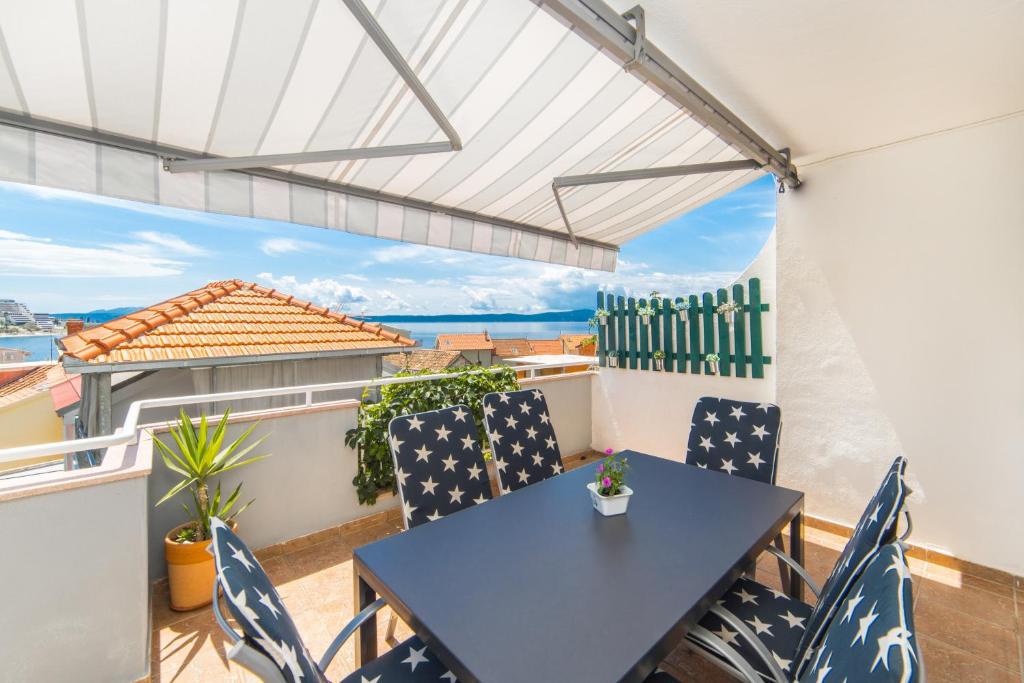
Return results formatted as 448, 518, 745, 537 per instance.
539, 0, 801, 189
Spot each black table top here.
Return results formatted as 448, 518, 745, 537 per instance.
354, 451, 803, 683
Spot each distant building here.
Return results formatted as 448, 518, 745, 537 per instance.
560, 334, 596, 355
435, 332, 494, 365
58, 279, 416, 437
492, 338, 531, 359
382, 349, 470, 376
0, 347, 31, 363
0, 362, 81, 470
0, 299, 34, 326
32, 313, 55, 332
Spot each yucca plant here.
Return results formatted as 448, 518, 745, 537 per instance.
155, 409, 270, 542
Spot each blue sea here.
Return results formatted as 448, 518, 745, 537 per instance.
393, 321, 590, 348
0, 334, 60, 362
0, 323, 591, 362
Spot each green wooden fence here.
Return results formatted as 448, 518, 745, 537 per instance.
595, 278, 772, 378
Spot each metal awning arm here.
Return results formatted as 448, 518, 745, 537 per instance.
551, 159, 763, 239
165, 0, 461, 174
539, 0, 800, 189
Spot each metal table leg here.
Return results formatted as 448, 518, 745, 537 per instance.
788, 511, 805, 602
354, 569, 378, 666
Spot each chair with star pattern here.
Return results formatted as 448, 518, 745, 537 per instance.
481, 388, 564, 493
209, 517, 459, 683
685, 396, 782, 484
646, 456, 912, 683
388, 404, 494, 529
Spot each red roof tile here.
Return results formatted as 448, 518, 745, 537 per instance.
435, 333, 494, 351
58, 280, 414, 364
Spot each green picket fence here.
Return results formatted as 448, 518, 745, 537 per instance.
595, 278, 772, 378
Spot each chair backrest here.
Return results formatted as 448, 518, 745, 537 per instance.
685, 396, 782, 484
798, 541, 921, 683
388, 404, 493, 528
481, 388, 564, 493
794, 456, 908, 678
210, 517, 327, 683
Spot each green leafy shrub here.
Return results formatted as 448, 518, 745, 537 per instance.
345, 365, 520, 504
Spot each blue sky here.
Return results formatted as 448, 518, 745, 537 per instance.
0, 176, 775, 315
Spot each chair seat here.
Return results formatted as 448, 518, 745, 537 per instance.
689, 575, 813, 681
338, 636, 457, 683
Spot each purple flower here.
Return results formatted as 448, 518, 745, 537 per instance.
597, 464, 605, 473
605, 448, 614, 455
602, 477, 612, 488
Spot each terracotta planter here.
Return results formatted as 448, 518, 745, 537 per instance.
578, 341, 596, 357
165, 521, 233, 611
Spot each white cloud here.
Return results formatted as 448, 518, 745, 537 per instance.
257, 273, 369, 310
130, 230, 208, 256
1, 181, 229, 226
0, 231, 187, 277
371, 243, 462, 264
260, 237, 318, 256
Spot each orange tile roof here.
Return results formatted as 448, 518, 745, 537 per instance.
435, 333, 494, 351
0, 363, 73, 408
383, 349, 467, 372
560, 334, 594, 352
492, 338, 531, 358
58, 280, 414, 365
526, 339, 564, 355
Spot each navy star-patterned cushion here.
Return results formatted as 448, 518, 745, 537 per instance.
688, 575, 814, 680
798, 542, 920, 683
389, 405, 493, 528
210, 517, 327, 683
482, 388, 564, 493
793, 456, 908, 677
338, 635, 459, 683
685, 397, 781, 484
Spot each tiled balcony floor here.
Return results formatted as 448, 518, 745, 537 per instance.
153, 492, 1024, 682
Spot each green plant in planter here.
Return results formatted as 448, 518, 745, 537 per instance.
154, 409, 271, 542
589, 308, 610, 328
595, 450, 630, 496
705, 353, 721, 363
635, 303, 656, 320
345, 365, 520, 504
652, 350, 666, 360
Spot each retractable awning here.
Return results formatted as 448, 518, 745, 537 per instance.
0, 0, 797, 272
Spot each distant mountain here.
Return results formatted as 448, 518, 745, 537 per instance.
52, 307, 137, 323
371, 309, 593, 323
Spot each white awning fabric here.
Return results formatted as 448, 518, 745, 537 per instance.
0, 0, 768, 271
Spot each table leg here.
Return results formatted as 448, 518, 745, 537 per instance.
788, 511, 805, 602
354, 569, 378, 667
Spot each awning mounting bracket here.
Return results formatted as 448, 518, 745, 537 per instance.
621, 6, 646, 71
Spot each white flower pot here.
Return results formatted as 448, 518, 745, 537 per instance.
607, 355, 618, 368
640, 314, 651, 325
707, 361, 719, 375
678, 309, 689, 323
654, 358, 664, 370
725, 311, 736, 325
599, 315, 608, 326
587, 482, 633, 516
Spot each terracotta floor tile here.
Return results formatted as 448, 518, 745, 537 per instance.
918, 635, 1021, 683
927, 562, 1017, 598
918, 574, 1018, 630
915, 595, 1020, 671
663, 642, 733, 682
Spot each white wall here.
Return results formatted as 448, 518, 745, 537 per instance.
0, 451, 149, 682
592, 234, 777, 461
776, 112, 1024, 574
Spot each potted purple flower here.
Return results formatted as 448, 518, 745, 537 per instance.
586, 449, 633, 516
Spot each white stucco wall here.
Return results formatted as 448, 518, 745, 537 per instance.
592, 233, 778, 460
776, 112, 1024, 574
